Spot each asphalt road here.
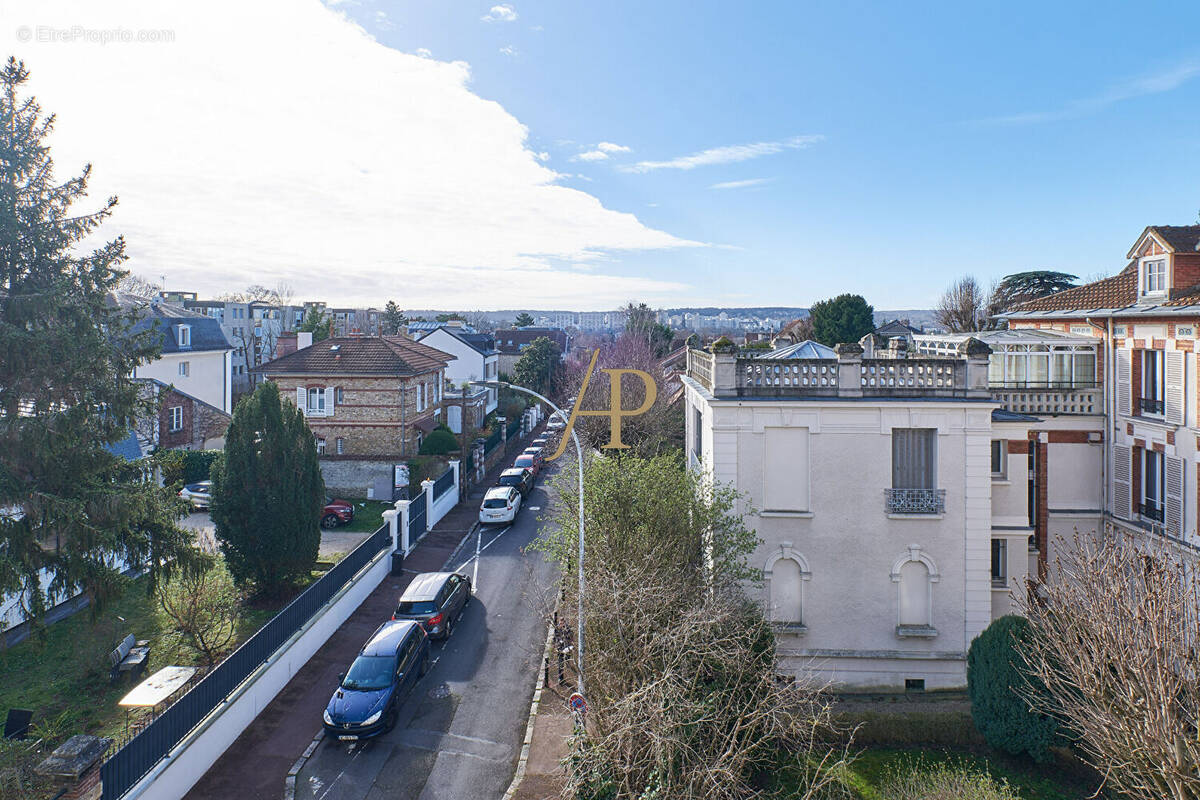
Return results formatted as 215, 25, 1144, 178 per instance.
296, 474, 558, 800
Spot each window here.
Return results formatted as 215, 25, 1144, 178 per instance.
1141, 448, 1165, 523
178, 361, 190, 377
990, 440, 1007, 478
316, 438, 326, 455
335, 387, 345, 403
1140, 350, 1164, 415
308, 387, 326, 415
418, 382, 427, 412
1144, 259, 1166, 294
893, 429, 936, 489
168, 406, 183, 432
692, 406, 703, 460
991, 539, 1008, 587
336, 437, 344, 455
177, 324, 191, 347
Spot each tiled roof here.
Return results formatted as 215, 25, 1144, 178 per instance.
257, 336, 454, 376
1008, 262, 1137, 313
1145, 225, 1200, 254
110, 292, 233, 353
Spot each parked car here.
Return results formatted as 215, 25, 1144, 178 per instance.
523, 444, 543, 458
322, 620, 429, 740
546, 416, 566, 431
321, 498, 355, 529
392, 572, 472, 639
496, 467, 535, 498
179, 481, 212, 510
479, 486, 522, 525
532, 436, 549, 449
513, 453, 540, 476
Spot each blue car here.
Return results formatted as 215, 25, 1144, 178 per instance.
322, 620, 430, 740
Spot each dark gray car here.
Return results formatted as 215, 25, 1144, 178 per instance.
392, 572, 472, 639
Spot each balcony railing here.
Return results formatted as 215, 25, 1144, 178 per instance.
989, 386, 1101, 415
1139, 501, 1164, 523
885, 488, 946, 515
1138, 397, 1164, 415
739, 359, 839, 396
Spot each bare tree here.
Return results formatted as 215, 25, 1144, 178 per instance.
1018, 528, 1200, 800
117, 272, 160, 299
934, 275, 990, 332
157, 559, 241, 665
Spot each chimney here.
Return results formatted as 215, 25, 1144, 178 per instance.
277, 331, 299, 357
297, 331, 313, 350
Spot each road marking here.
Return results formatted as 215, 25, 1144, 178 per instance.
313, 738, 370, 800
527, 506, 541, 511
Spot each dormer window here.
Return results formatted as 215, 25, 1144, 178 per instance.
177, 324, 192, 347
1143, 258, 1167, 295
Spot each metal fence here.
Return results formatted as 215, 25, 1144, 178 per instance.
408, 489, 427, 543
506, 417, 521, 440
484, 426, 502, 455
100, 524, 391, 800
432, 467, 454, 500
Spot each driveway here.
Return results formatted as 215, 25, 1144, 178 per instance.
296, 477, 558, 800
178, 510, 373, 560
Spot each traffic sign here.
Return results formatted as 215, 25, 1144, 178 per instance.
568, 692, 587, 715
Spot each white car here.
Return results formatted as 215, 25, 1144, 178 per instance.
546, 416, 566, 431
478, 486, 521, 525
179, 481, 213, 510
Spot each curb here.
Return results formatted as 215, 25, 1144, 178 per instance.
503, 617, 556, 800
283, 729, 324, 800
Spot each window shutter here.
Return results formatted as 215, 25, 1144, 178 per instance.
1113, 445, 1132, 520
1166, 456, 1184, 537
892, 429, 936, 489
325, 387, 335, 417
1166, 350, 1186, 425
296, 387, 307, 416
1116, 349, 1131, 416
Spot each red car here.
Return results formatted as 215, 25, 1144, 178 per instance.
513, 453, 541, 477
321, 497, 355, 529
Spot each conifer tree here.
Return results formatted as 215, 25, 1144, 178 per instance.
211, 381, 323, 594
0, 58, 199, 616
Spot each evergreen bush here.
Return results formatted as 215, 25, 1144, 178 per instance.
419, 429, 458, 455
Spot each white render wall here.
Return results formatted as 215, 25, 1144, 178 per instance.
418, 328, 497, 413
133, 349, 232, 414
685, 377, 993, 689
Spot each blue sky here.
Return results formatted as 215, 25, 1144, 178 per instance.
346, 0, 1200, 307
12, 0, 1200, 310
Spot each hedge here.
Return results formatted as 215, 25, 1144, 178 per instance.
156, 449, 222, 486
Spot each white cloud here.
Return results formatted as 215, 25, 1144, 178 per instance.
709, 177, 773, 190
415, 47, 432, 58
374, 9, 394, 30
571, 141, 630, 162
596, 141, 630, 153
535, 151, 550, 161
498, 44, 516, 57
575, 150, 610, 161
481, 4, 517, 22
624, 134, 823, 173
10, 0, 699, 308
979, 60, 1200, 125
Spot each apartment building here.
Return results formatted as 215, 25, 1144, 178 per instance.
1003, 224, 1200, 548
683, 329, 1103, 689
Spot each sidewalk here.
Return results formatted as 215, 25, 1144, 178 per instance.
511, 680, 572, 800
184, 432, 535, 800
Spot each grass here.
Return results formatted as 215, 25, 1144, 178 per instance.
0, 571, 315, 747
338, 500, 390, 532
834, 748, 1099, 800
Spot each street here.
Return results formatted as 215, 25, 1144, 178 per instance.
296, 474, 559, 800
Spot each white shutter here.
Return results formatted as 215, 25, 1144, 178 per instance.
296, 387, 307, 416
325, 387, 335, 417
1113, 445, 1132, 520
1116, 349, 1131, 417
1166, 456, 1184, 537
1166, 350, 1186, 425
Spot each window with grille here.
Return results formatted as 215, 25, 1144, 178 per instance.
336, 437, 344, 455
1140, 350, 1164, 415
1141, 448, 1165, 523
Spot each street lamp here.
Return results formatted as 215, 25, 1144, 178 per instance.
471, 379, 585, 700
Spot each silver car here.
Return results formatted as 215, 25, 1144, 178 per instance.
392, 572, 472, 639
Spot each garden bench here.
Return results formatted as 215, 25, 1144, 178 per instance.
108, 634, 150, 682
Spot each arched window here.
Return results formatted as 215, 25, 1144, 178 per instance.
891, 545, 939, 636
764, 543, 810, 629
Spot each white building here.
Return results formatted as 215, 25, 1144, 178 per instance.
684, 333, 1103, 689
415, 324, 499, 417
118, 295, 234, 414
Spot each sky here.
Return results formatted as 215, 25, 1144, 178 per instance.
7, 1, 1200, 310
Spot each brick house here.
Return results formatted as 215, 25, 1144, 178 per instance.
134, 379, 231, 451
256, 336, 455, 459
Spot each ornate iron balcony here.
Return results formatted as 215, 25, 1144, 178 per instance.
885, 488, 945, 515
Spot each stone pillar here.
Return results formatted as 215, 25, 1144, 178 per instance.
393, 499, 412, 553
422, 478, 435, 532
710, 352, 738, 397
382, 507, 399, 552
37, 734, 111, 800
959, 337, 993, 399
835, 342, 864, 398
449, 459, 461, 502
497, 416, 507, 448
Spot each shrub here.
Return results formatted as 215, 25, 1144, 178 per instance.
419, 429, 458, 455
967, 615, 1062, 762
156, 449, 186, 486
156, 559, 241, 665
882, 758, 1020, 800
181, 450, 221, 483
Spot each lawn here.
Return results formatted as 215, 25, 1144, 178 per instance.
833, 748, 1100, 800
338, 499, 390, 532
0, 572, 313, 747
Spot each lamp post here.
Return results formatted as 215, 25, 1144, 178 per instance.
472, 379, 585, 700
